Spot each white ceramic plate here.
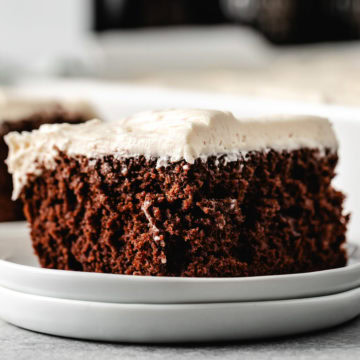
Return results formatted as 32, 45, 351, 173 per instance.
1, 222, 359, 304
1, 285, 360, 343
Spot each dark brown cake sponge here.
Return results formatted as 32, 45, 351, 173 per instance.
22, 149, 348, 277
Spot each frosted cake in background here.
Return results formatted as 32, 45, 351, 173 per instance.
0, 91, 98, 221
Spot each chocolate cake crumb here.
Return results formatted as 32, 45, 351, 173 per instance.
0, 109, 90, 222
21, 148, 348, 277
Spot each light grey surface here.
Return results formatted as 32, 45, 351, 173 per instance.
1, 316, 360, 360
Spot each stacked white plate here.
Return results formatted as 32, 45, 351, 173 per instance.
1, 86, 360, 342
0, 222, 360, 343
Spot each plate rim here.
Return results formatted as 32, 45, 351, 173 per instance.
1, 251, 360, 284
1, 285, 360, 343
1, 284, 360, 308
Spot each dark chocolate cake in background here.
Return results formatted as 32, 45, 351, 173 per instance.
5, 109, 348, 276
0, 92, 98, 222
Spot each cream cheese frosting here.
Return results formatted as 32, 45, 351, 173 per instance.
0, 90, 97, 122
5, 109, 338, 200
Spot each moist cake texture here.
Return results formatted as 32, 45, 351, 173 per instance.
5, 109, 348, 276
0, 93, 97, 221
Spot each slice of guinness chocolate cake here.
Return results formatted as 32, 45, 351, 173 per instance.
5, 109, 348, 276
0, 92, 97, 221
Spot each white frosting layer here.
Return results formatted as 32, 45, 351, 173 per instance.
0, 91, 97, 122
5, 109, 338, 200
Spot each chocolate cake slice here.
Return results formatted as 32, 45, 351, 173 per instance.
0, 92, 97, 221
5, 109, 348, 276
